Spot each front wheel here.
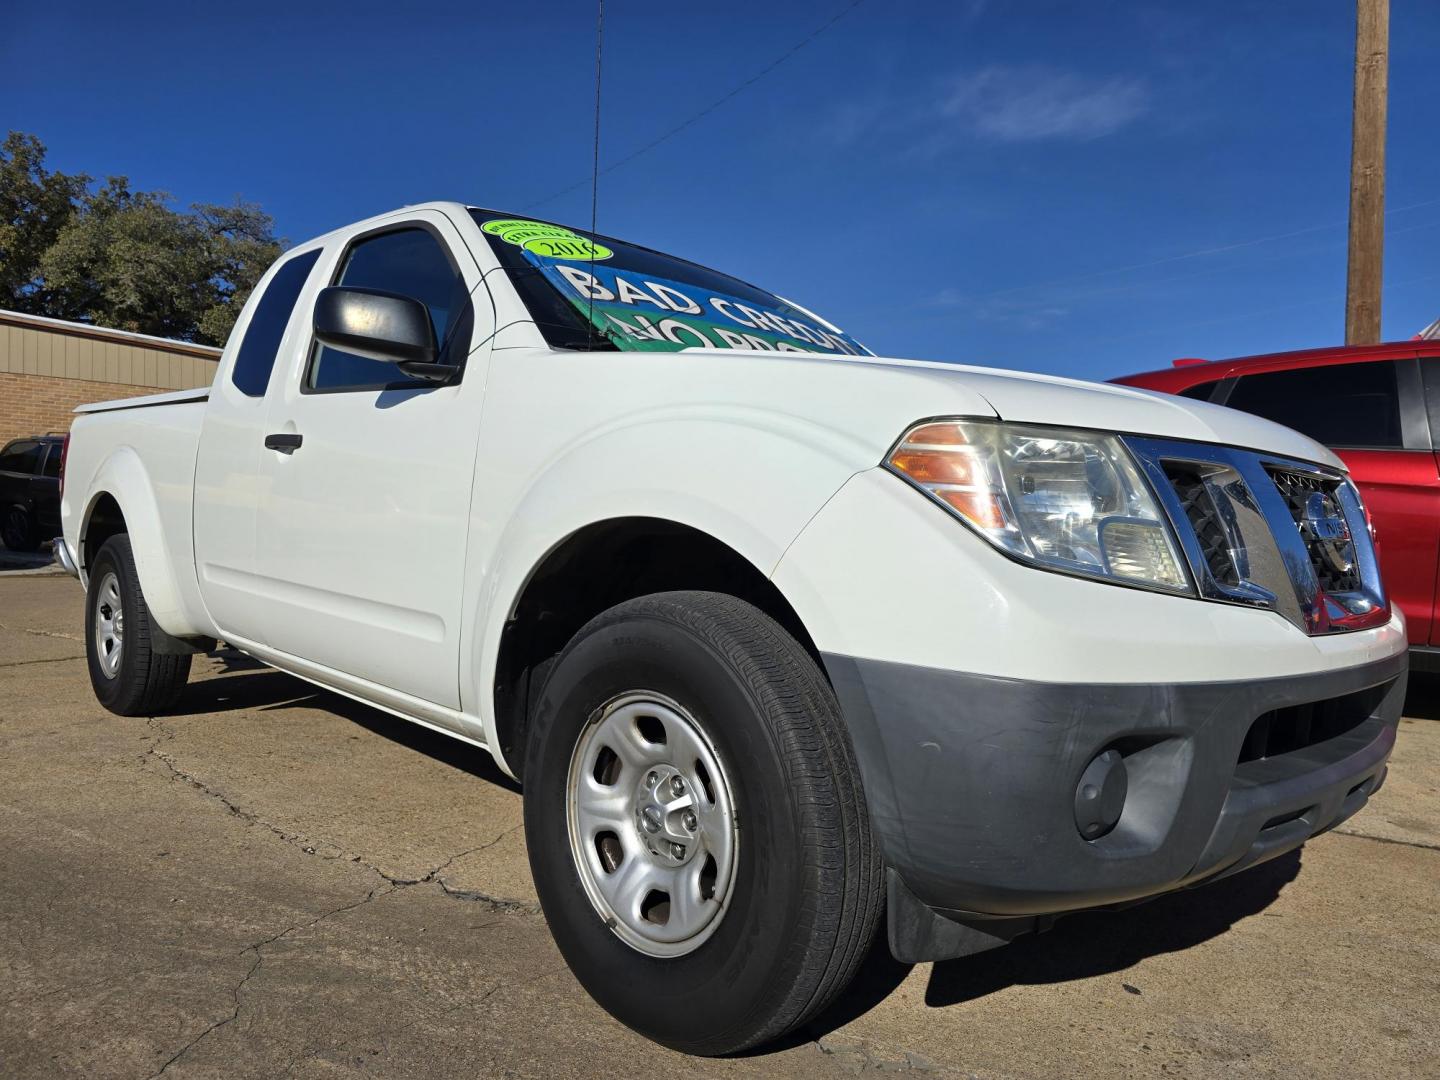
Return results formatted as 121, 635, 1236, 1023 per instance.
523, 591, 881, 1055
85, 534, 191, 715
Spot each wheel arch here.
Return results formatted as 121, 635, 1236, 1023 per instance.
489, 516, 823, 781
78, 447, 199, 636
81, 492, 127, 575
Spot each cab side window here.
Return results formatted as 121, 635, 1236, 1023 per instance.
308, 228, 469, 392
1223, 361, 1402, 449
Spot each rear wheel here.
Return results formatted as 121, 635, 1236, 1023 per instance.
524, 591, 881, 1055
85, 534, 191, 715
2, 505, 38, 551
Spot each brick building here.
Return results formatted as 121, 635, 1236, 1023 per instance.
0, 310, 220, 445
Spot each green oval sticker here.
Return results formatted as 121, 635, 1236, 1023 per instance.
482, 218, 611, 261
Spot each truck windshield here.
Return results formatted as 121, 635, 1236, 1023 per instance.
469, 209, 868, 357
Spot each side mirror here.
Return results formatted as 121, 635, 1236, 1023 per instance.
313, 286, 455, 381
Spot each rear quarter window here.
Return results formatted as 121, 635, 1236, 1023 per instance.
231, 249, 322, 397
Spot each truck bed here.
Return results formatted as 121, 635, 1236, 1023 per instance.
62, 391, 211, 636
74, 387, 210, 414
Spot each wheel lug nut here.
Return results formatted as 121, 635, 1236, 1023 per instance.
670, 842, 686, 859
646, 771, 658, 787
670, 776, 684, 796
683, 811, 697, 831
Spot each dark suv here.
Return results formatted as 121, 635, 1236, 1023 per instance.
0, 434, 64, 552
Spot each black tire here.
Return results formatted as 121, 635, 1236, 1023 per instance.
524, 591, 881, 1055
2, 505, 39, 551
85, 534, 191, 716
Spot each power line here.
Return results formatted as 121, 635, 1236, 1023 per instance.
976, 196, 1440, 302
1004, 214, 1440, 309
1089, 269, 1438, 348
523, 0, 868, 212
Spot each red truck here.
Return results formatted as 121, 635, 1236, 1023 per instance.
1115, 341, 1440, 668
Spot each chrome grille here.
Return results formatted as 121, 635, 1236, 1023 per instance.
1162, 462, 1241, 587
1266, 468, 1364, 594
1124, 438, 1387, 635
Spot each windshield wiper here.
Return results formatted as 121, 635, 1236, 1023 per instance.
553, 334, 620, 352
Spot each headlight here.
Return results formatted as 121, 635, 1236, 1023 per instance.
885, 419, 1192, 594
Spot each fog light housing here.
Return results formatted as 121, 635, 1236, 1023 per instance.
1074, 749, 1128, 840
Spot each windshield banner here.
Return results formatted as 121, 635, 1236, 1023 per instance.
475, 223, 864, 355
529, 257, 868, 355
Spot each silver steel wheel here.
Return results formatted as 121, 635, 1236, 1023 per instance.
566, 691, 738, 958
93, 571, 124, 679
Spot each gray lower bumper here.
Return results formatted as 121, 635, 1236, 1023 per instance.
825, 649, 1405, 936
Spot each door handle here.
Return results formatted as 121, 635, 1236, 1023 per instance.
264, 433, 303, 454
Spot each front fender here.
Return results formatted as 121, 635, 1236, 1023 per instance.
462, 407, 875, 758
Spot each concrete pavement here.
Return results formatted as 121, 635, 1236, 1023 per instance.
1, 574, 1436, 1078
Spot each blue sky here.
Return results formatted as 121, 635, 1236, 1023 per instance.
5, 1, 1438, 380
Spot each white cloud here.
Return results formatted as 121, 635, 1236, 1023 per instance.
928, 288, 1071, 332
939, 65, 1149, 141
816, 96, 892, 148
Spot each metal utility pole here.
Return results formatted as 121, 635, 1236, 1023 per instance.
1345, 0, 1389, 345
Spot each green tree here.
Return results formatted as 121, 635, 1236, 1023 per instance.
40, 178, 205, 337
193, 201, 284, 346
0, 132, 90, 313
1, 132, 282, 345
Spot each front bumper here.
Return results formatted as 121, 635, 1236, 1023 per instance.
826, 649, 1405, 937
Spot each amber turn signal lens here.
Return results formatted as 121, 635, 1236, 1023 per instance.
936, 488, 1006, 530
888, 430, 1006, 531
888, 449, 977, 485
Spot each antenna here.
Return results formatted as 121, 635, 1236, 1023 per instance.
587, 0, 605, 347
523, 0, 868, 211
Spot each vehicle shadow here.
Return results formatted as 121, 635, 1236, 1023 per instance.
0, 539, 58, 573
167, 653, 521, 794
796, 849, 1301, 1042
1403, 671, 1440, 721
170, 652, 1304, 1037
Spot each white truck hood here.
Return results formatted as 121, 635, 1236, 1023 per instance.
942, 362, 1344, 469
671, 349, 1343, 472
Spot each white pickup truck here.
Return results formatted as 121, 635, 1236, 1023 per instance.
58, 202, 1406, 1054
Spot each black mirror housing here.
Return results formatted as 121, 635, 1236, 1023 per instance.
313, 286, 440, 369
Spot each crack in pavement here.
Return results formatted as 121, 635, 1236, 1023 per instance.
140, 718, 536, 903
149, 883, 399, 1078
145, 838, 542, 1077
129, 715, 545, 1074
814, 1037, 944, 1075
281, 980, 522, 1076
141, 717, 359, 866
0, 654, 84, 669
1332, 828, 1440, 853
377, 823, 525, 889
0, 619, 86, 643
1, 964, 175, 1009
149, 947, 263, 1078
436, 878, 543, 915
